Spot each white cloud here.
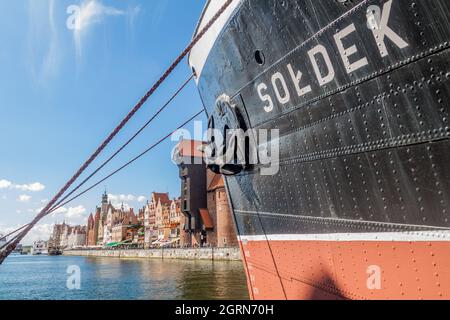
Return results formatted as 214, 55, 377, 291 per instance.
17, 195, 32, 203
108, 193, 147, 209
15, 182, 45, 192
0, 178, 45, 192
49, 205, 86, 220
75, 0, 126, 30
108, 194, 136, 202
71, 1, 140, 57
66, 206, 87, 218
0, 225, 17, 237
22, 223, 53, 245
0, 223, 53, 246
27, 0, 62, 83
40, 199, 48, 204
0, 180, 12, 189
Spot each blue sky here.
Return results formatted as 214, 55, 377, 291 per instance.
0, 0, 207, 244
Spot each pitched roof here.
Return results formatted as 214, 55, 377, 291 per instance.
208, 174, 225, 191
175, 140, 206, 158
199, 208, 214, 229
153, 192, 171, 205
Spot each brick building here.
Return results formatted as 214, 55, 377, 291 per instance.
169, 198, 186, 247
205, 172, 238, 247
111, 206, 138, 243
86, 213, 97, 246
173, 139, 238, 248
173, 140, 207, 247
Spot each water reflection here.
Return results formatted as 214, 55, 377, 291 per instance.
0, 255, 249, 300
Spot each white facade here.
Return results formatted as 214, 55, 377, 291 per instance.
144, 205, 151, 244
103, 207, 113, 244
60, 225, 71, 248
103, 227, 111, 245
67, 231, 86, 249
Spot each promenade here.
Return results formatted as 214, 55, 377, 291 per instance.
63, 247, 242, 261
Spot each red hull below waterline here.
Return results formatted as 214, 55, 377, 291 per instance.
239, 239, 450, 300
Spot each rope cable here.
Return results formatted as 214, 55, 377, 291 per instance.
1, 110, 204, 258
49, 74, 194, 213
0, 0, 233, 264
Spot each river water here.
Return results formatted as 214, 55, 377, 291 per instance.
0, 254, 249, 300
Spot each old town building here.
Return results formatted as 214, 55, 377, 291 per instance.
60, 223, 72, 248
143, 202, 152, 246
86, 192, 113, 246
169, 198, 185, 246
50, 223, 86, 249
205, 172, 238, 247
173, 139, 238, 248
49, 223, 65, 248
154, 192, 171, 245
67, 226, 87, 249
89, 210, 98, 245
144, 192, 169, 247
173, 140, 207, 247
111, 206, 138, 243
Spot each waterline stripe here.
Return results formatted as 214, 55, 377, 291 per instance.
238, 231, 450, 242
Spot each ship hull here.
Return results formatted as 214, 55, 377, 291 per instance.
193, 0, 450, 299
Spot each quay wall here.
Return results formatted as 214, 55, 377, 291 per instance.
63, 247, 242, 261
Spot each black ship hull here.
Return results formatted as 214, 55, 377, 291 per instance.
192, 0, 450, 299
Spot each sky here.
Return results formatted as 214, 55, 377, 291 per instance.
0, 0, 207, 244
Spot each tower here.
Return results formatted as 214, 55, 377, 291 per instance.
101, 189, 108, 216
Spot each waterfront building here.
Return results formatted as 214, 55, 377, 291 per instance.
87, 191, 116, 246
111, 206, 138, 243
49, 222, 69, 248
173, 139, 238, 248
143, 203, 152, 246
146, 192, 170, 247
155, 193, 171, 244
67, 226, 87, 249
93, 209, 101, 245
96, 191, 109, 245
173, 140, 207, 247
49, 222, 67, 248
169, 198, 184, 246
84, 192, 148, 247
60, 223, 73, 248
103, 205, 114, 245
138, 207, 145, 225
86, 213, 96, 246
205, 172, 238, 248
96, 207, 104, 245
50, 223, 87, 249
136, 207, 145, 246
162, 202, 171, 242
